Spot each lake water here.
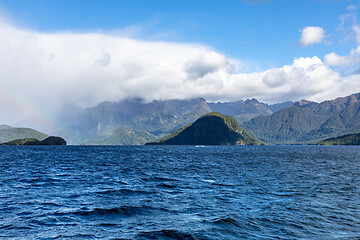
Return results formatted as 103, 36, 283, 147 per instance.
0, 145, 359, 239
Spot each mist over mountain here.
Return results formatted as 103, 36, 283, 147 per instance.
7, 93, 360, 145
208, 99, 272, 116
243, 92, 360, 144
84, 126, 157, 145
15, 97, 292, 144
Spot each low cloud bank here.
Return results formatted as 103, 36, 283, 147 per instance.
0, 20, 359, 124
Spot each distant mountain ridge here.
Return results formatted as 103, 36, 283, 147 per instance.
208, 99, 272, 116
0, 125, 48, 143
24, 97, 291, 144
243, 93, 360, 144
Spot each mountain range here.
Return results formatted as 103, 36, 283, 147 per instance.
6, 92, 360, 145
16, 98, 292, 144
243, 93, 360, 144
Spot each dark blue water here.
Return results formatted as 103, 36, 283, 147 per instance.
0, 146, 359, 239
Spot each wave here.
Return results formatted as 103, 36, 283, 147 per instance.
41, 202, 62, 207
208, 217, 240, 227
157, 183, 177, 189
95, 188, 152, 196
52, 233, 97, 239
21, 177, 62, 187
201, 179, 215, 183
98, 223, 118, 227
74, 205, 164, 217
142, 176, 180, 182
211, 182, 234, 187
135, 229, 198, 240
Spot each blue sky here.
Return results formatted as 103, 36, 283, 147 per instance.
0, 0, 360, 124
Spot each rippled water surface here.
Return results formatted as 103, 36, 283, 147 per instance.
0, 145, 359, 239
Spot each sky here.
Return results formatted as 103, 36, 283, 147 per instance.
0, 0, 360, 125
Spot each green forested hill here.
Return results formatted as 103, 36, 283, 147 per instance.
147, 112, 263, 145
0, 126, 48, 143
318, 133, 360, 145
1, 136, 66, 146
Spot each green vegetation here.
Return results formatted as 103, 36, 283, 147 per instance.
85, 127, 157, 145
38, 136, 67, 145
243, 93, 360, 144
146, 112, 264, 145
0, 126, 48, 143
1, 136, 66, 146
1, 138, 40, 145
317, 133, 360, 145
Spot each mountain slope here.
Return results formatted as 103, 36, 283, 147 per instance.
85, 127, 157, 145
147, 112, 263, 145
317, 133, 360, 145
0, 126, 48, 143
243, 93, 360, 144
208, 99, 293, 124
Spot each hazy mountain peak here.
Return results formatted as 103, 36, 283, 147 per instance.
294, 99, 317, 107
331, 92, 360, 105
244, 98, 260, 104
0, 124, 12, 130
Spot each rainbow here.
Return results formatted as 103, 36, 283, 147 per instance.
0, 82, 67, 135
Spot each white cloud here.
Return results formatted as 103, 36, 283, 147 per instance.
325, 5, 360, 71
0, 20, 359, 124
324, 22, 360, 69
324, 48, 360, 67
95, 52, 111, 67
299, 26, 326, 46
353, 24, 360, 44
347, 5, 357, 12
184, 51, 232, 79
226, 57, 349, 103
